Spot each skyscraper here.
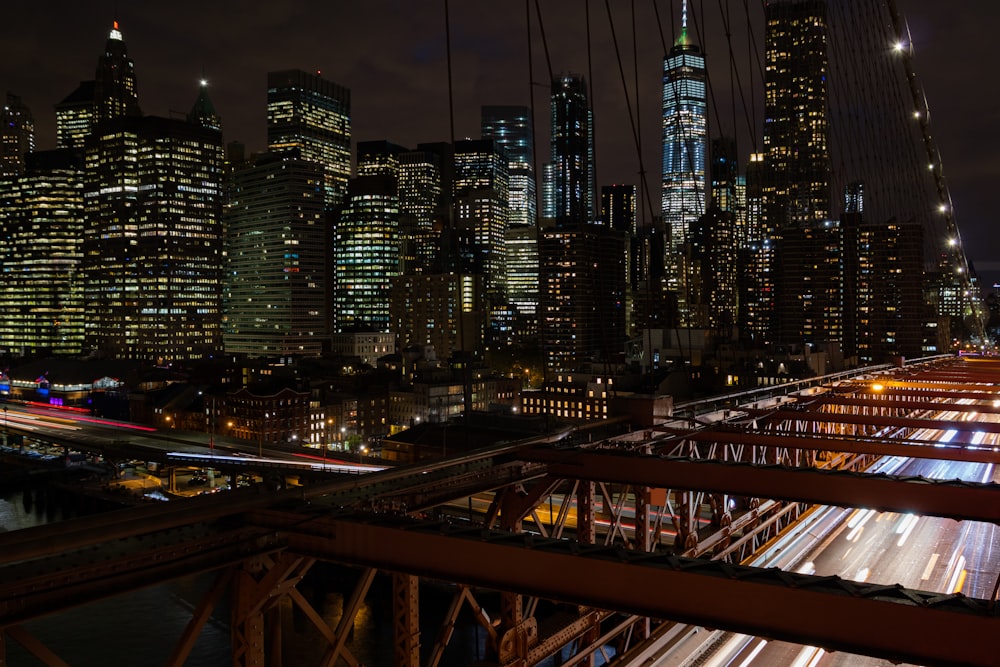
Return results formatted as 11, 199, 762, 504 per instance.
335, 175, 400, 332
454, 139, 509, 303
762, 0, 831, 229
504, 223, 539, 336
481, 105, 536, 227
224, 155, 329, 356
601, 184, 640, 288
83, 110, 224, 362
0, 150, 85, 355
539, 223, 626, 373
661, 0, 707, 326
398, 147, 444, 273
93, 20, 140, 124
267, 70, 351, 207
1, 93, 34, 178
55, 81, 96, 150
544, 74, 594, 223
764, 0, 839, 350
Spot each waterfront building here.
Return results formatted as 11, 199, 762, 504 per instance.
224, 154, 329, 356
267, 69, 351, 207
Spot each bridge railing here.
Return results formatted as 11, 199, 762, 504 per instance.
673, 355, 953, 420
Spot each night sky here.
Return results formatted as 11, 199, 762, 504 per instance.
3, 1, 998, 284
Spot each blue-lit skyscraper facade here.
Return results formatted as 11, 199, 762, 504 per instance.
661, 13, 707, 326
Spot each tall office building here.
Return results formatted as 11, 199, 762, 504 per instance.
1, 93, 34, 178
390, 273, 483, 360
267, 70, 351, 207
93, 20, 140, 124
544, 74, 594, 223
539, 223, 627, 373
399, 148, 444, 273
601, 184, 640, 289
481, 105, 536, 227
738, 152, 772, 343
224, 155, 329, 356
661, 1, 707, 326
335, 175, 400, 332
55, 81, 96, 150
762, 0, 831, 229
505, 223, 539, 334
83, 112, 224, 362
454, 139, 509, 302
0, 150, 85, 355
764, 0, 838, 349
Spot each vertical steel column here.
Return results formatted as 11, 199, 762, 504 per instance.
231, 567, 266, 667
392, 572, 420, 667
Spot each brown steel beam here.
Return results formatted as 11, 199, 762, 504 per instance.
0, 526, 283, 626
246, 509, 1000, 667
752, 410, 1000, 434
815, 395, 1000, 413
521, 449, 1000, 523
682, 429, 1000, 465
3, 626, 69, 667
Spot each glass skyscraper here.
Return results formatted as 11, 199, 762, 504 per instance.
661, 2, 707, 326
544, 74, 593, 223
454, 139, 509, 303
762, 0, 831, 229
267, 69, 351, 207
335, 175, 400, 332
481, 105, 536, 228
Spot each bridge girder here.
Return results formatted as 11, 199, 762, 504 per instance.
247, 509, 1000, 667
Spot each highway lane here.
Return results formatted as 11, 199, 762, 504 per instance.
653, 411, 1000, 667
730, 435, 1000, 666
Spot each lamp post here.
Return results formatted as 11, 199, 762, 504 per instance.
324, 418, 334, 466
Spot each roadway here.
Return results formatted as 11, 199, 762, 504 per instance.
1, 403, 383, 477
665, 419, 1000, 666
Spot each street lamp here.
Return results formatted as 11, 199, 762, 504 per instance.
340, 426, 346, 451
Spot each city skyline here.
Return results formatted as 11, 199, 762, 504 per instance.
2, 2, 996, 282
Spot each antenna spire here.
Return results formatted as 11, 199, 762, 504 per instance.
675, 0, 690, 47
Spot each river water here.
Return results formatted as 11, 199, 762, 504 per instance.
0, 488, 491, 666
